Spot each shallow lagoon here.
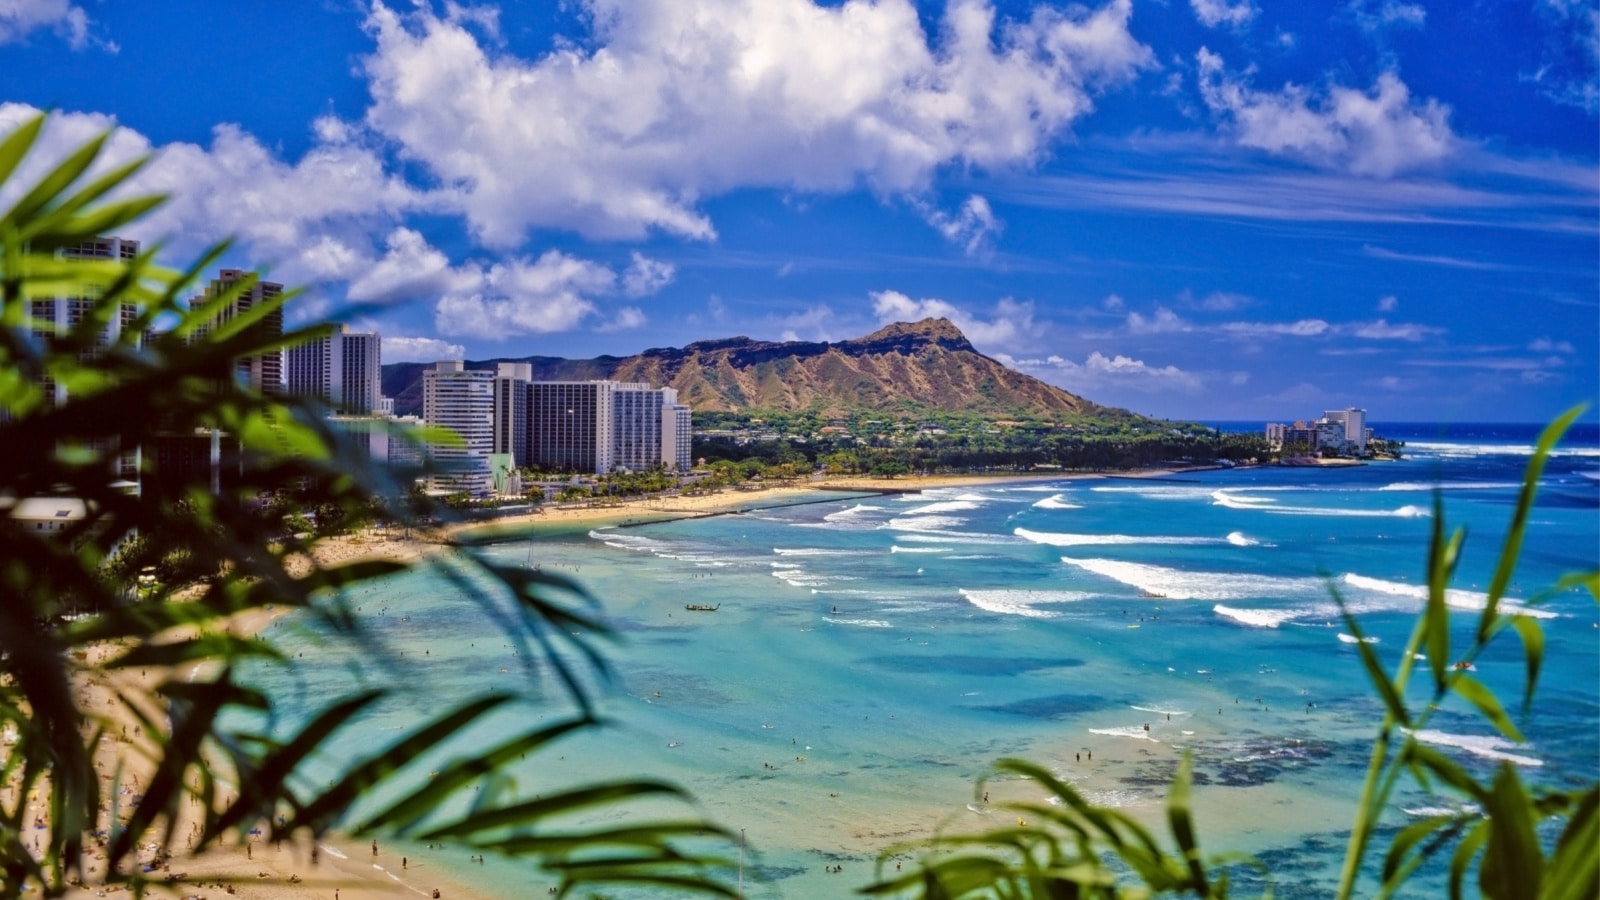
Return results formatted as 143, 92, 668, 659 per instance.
253, 428, 1599, 898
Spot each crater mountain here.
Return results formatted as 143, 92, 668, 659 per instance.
381, 318, 1131, 421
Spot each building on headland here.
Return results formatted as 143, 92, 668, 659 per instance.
285, 324, 382, 414
1265, 407, 1370, 456
422, 360, 495, 496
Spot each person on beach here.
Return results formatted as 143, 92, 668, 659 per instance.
372, 839, 378, 857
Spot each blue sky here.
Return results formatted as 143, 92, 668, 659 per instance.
1, 0, 1594, 422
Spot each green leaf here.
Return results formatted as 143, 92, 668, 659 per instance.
0, 113, 43, 194
1424, 498, 1460, 692
1479, 763, 1542, 900
1508, 615, 1544, 712
1483, 405, 1583, 640
1453, 675, 1526, 744
1450, 822, 1489, 900
1542, 785, 1598, 900
1340, 605, 1411, 728
1165, 751, 1209, 893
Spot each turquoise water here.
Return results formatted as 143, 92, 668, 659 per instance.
250, 431, 1599, 898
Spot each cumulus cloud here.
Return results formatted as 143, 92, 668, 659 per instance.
1345, 0, 1425, 35
871, 290, 1037, 347
0, 0, 88, 48
1195, 48, 1456, 176
917, 194, 1003, 255
621, 252, 676, 298
1190, 0, 1257, 29
1377, 294, 1399, 311
434, 250, 616, 339
1125, 307, 1189, 334
1000, 350, 1202, 393
346, 227, 465, 304
597, 307, 648, 332
0, 103, 423, 288
360, 0, 1152, 245
382, 335, 465, 363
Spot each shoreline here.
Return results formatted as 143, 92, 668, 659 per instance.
47, 466, 1197, 898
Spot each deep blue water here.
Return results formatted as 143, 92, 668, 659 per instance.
248, 430, 1600, 898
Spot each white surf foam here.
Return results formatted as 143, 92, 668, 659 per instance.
822, 616, 892, 628
1225, 531, 1260, 547
1377, 481, 1522, 492
1342, 574, 1557, 619
885, 515, 969, 532
1338, 633, 1379, 644
1032, 494, 1084, 510
1131, 704, 1189, 716
891, 545, 951, 553
772, 547, 874, 557
1089, 725, 1161, 743
959, 589, 1094, 618
1212, 489, 1430, 518
824, 503, 886, 521
1060, 557, 1324, 601
899, 500, 983, 516
1213, 605, 1300, 628
1408, 729, 1542, 767
1016, 527, 1223, 547
1403, 440, 1600, 460
898, 532, 1021, 545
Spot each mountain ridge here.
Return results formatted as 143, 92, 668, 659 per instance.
381, 318, 1124, 421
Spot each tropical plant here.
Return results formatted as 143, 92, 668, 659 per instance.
867, 411, 1597, 899
0, 114, 733, 898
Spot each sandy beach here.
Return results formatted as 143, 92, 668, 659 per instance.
36, 469, 1143, 898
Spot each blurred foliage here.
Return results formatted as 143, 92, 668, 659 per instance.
0, 115, 733, 898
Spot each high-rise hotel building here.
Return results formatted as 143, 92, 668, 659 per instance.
489, 369, 692, 476
285, 324, 382, 414
14, 236, 146, 477
188, 269, 284, 393
422, 360, 495, 495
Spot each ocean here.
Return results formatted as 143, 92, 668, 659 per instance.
249, 422, 1600, 898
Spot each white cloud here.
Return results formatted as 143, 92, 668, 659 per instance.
1195, 49, 1456, 176
621, 252, 676, 298
1102, 293, 1125, 310
1196, 290, 1251, 312
0, 0, 88, 48
917, 194, 1003, 255
0, 103, 423, 289
1351, 318, 1443, 340
1125, 306, 1190, 334
1529, 336, 1576, 353
434, 250, 616, 339
1220, 318, 1331, 337
871, 290, 1037, 348
1377, 294, 1398, 312
1002, 350, 1202, 393
1190, 0, 1257, 29
359, 0, 1152, 244
597, 307, 648, 332
1535, 0, 1600, 112
1346, 0, 1426, 35
382, 335, 465, 363
346, 227, 466, 305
